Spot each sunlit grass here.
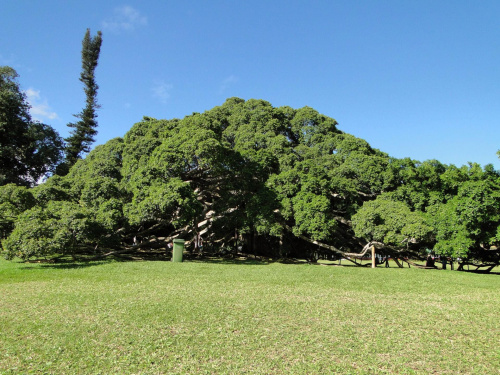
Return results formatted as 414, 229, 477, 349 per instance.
1, 258, 498, 374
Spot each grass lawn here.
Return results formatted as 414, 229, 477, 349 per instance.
0, 258, 499, 374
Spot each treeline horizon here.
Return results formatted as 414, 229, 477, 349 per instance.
0, 96, 498, 271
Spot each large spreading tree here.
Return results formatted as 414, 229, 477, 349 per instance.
2, 98, 499, 270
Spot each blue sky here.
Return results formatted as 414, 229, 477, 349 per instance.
2, 0, 499, 168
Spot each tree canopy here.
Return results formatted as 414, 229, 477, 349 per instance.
0, 66, 63, 186
2, 98, 499, 270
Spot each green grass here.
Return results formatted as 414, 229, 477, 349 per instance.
1, 258, 499, 374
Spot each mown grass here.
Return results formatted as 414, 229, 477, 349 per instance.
0, 258, 498, 374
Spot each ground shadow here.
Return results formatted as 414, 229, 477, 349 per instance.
192, 257, 273, 266
20, 258, 115, 270
17, 255, 500, 274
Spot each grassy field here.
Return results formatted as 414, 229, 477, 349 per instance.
0, 258, 498, 374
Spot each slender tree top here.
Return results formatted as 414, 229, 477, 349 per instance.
62, 29, 103, 172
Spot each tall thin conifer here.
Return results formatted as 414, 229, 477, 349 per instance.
61, 29, 102, 173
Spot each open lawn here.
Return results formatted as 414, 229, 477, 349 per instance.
0, 258, 498, 374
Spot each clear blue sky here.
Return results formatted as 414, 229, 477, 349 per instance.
2, 0, 499, 168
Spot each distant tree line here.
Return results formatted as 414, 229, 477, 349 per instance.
1, 96, 499, 271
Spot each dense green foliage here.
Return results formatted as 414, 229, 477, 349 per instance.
0, 184, 36, 238
60, 28, 103, 173
0, 66, 63, 185
1, 98, 499, 268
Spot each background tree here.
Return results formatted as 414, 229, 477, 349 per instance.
60, 29, 102, 174
0, 66, 63, 186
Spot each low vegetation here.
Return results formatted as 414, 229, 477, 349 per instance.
1, 259, 498, 374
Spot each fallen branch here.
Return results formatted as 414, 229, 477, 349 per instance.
282, 224, 380, 266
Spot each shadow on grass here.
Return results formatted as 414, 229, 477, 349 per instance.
461, 269, 500, 275
192, 257, 273, 266
17, 254, 500, 274
20, 258, 115, 270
